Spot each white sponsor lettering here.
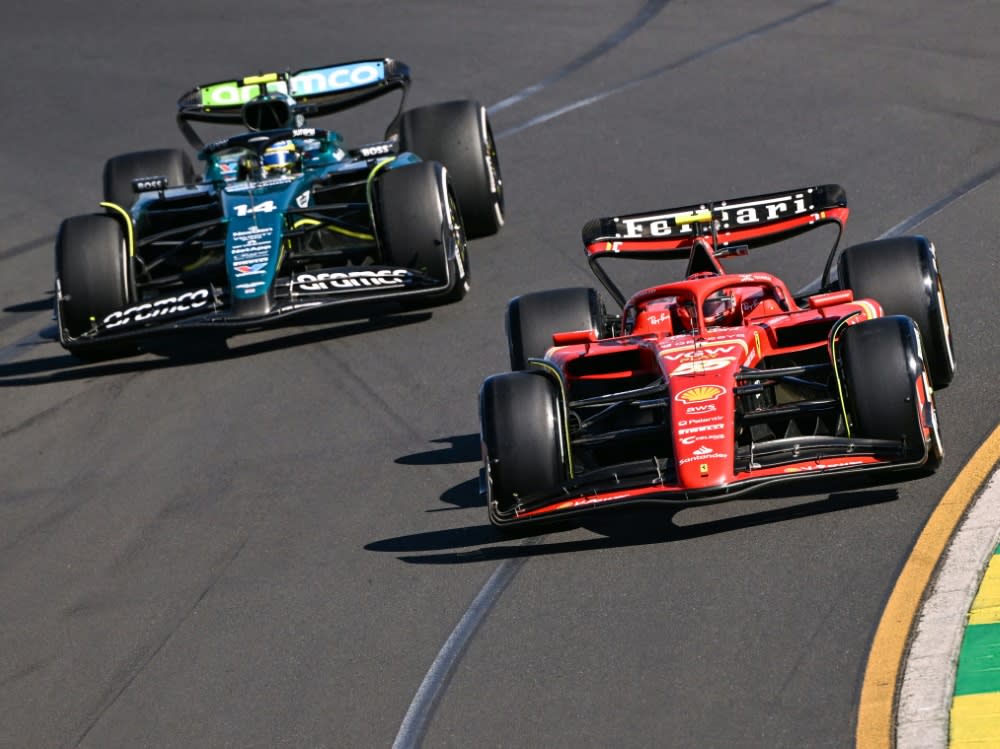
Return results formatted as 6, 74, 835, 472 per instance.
677, 423, 725, 435
133, 176, 167, 192
233, 200, 277, 217
104, 289, 211, 329
679, 452, 729, 465
685, 403, 717, 415
662, 345, 739, 362
290, 62, 385, 96
226, 177, 294, 192
200, 80, 290, 107
621, 212, 696, 239
678, 415, 723, 427
358, 142, 393, 158
679, 434, 727, 445
618, 194, 811, 238
672, 358, 736, 375
295, 268, 412, 293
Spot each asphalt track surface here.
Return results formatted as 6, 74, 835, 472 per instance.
2, 2, 999, 747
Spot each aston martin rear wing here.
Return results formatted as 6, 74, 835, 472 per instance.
582, 184, 849, 306
176, 58, 410, 148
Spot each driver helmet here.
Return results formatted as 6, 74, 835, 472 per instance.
703, 289, 737, 327
261, 140, 300, 176
675, 289, 738, 331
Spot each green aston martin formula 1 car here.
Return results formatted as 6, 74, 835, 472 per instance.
54, 58, 504, 358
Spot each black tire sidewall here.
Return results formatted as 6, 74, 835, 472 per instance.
399, 100, 502, 239
506, 287, 604, 370
840, 316, 929, 459
838, 236, 954, 388
56, 214, 132, 339
375, 161, 459, 295
481, 371, 565, 516
102, 149, 195, 208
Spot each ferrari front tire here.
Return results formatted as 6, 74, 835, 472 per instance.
480, 371, 567, 520
398, 100, 504, 239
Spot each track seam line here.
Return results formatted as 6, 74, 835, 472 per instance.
73, 535, 251, 747
488, 0, 670, 114
391, 541, 541, 749
495, 0, 841, 140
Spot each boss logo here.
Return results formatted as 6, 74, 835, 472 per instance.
132, 176, 168, 193
358, 142, 394, 158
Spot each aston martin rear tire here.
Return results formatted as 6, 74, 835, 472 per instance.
838, 235, 955, 389
506, 287, 605, 370
398, 99, 504, 239
480, 371, 566, 520
103, 148, 196, 209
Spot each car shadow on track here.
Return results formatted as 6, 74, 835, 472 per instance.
0, 306, 434, 386
396, 434, 480, 466
396, 434, 483, 511
366, 466, 903, 564
3, 297, 54, 314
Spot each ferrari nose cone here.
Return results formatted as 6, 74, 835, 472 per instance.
670, 378, 737, 489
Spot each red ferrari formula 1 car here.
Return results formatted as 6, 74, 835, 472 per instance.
480, 184, 954, 528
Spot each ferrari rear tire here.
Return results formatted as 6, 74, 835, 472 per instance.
103, 148, 196, 209
506, 287, 605, 370
839, 316, 941, 469
838, 235, 955, 389
55, 214, 136, 359
398, 100, 504, 239
376, 161, 469, 303
480, 371, 567, 520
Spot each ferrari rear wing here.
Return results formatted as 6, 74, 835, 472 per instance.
582, 184, 849, 305
176, 58, 410, 148
582, 184, 847, 253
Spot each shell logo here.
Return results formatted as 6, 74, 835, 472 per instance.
675, 385, 727, 403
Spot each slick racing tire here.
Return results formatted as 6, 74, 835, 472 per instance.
398, 100, 504, 239
506, 287, 605, 370
837, 235, 955, 389
839, 316, 941, 471
55, 214, 137, 360
102, 148, 196, 209
376, 160, 469, 303
481, 371, 567, 520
